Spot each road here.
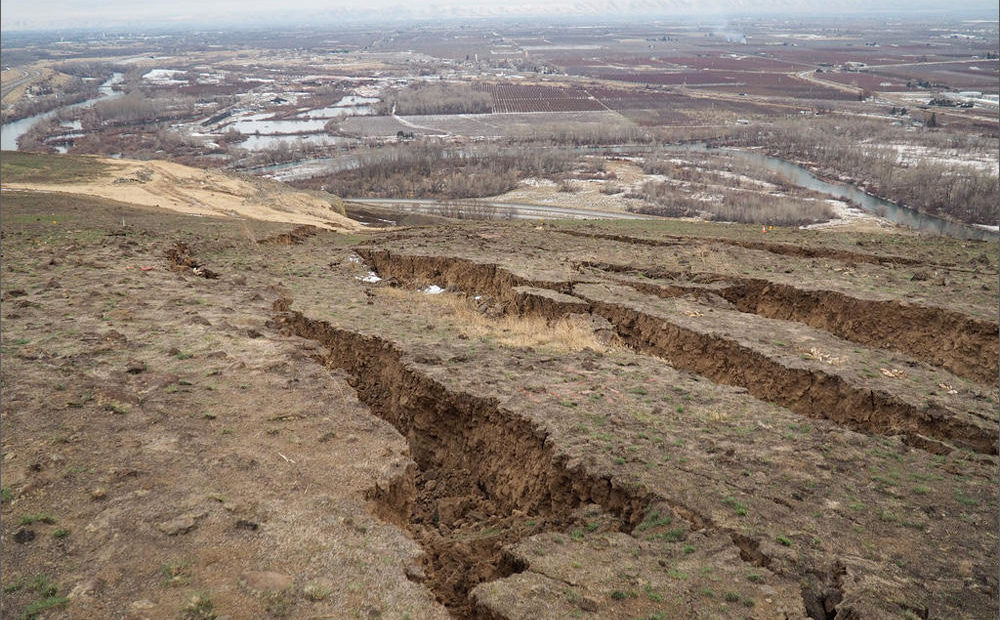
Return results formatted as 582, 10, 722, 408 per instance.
796, 69, 999, 124
1, 70, 40, 100
345, 197, 656, 220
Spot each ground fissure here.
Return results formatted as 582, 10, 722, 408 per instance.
359, 249, 996, 455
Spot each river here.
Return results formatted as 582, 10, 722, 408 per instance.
1, 73, 124, 151
661, 142, 998, 241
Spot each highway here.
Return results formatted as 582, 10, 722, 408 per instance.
345, 197, 656, 221
1, 70, 40, 100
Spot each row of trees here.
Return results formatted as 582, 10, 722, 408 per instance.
293, 144, 578, 199
377, 82, 493, 116
629, 180, 834, 226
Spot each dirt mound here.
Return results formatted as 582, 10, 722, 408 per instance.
1, 156, 361, 231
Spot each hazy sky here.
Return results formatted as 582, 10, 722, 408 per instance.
2, 0, 997, 31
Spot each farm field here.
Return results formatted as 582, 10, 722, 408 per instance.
1, 152, 998, 618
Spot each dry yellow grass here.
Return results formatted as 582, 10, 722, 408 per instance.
2, 157, 360, 231
377, 287, 610, 353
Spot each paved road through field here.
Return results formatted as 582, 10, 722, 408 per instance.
345, 197, 656, 220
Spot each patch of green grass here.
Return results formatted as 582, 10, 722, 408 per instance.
644, 584, 663, 602
1, 487, 12, 503
682, 544, 696, 554
21, 595, 69, 620
19, 513, 57, 526
723, 591, 741, 603
17, 575, 67, 620
103, 402, 129, 415
954, 493, 978, 506
650, 528, 685, 542
51, 529, 70, 539
722, 496, 748, 516
4, 579, 26, 594
776, 535, 792, 546
637, 510, 672, 531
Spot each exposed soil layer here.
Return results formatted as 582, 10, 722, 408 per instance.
274, 306, 661, 616
358, 250, 996, 455
165, 241, 220, 279
553, 228, 924, 266
257, 224, 320, 245
274, 302, 851, 620
581, 261, 999, 385
577, 286, 996, 455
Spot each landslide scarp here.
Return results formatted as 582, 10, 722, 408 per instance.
358, 249, 997, 455
273, 307, 659, 616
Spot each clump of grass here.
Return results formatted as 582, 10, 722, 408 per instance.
955, 493, 978, 506
17, 575, 68, 620
637, 510, 672, 531
723, 496, 748, 516
182, 592, 217, 620
303, 582, 331, 601
19, 513, 57, 526
161, 561, 191, 587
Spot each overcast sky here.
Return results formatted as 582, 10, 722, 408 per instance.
2, 0, 997, 31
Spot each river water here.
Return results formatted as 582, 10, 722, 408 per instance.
662, 143, 997, 241
1, 73, 124, 151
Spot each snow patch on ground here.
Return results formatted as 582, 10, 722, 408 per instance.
356, 272, 382, 283
142, 69, 187, 85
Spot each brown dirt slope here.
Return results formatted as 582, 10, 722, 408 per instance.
1, 154, 359, 231
2, 193, 997, 620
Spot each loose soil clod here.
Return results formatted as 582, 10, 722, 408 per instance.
166, 241, 219, 279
